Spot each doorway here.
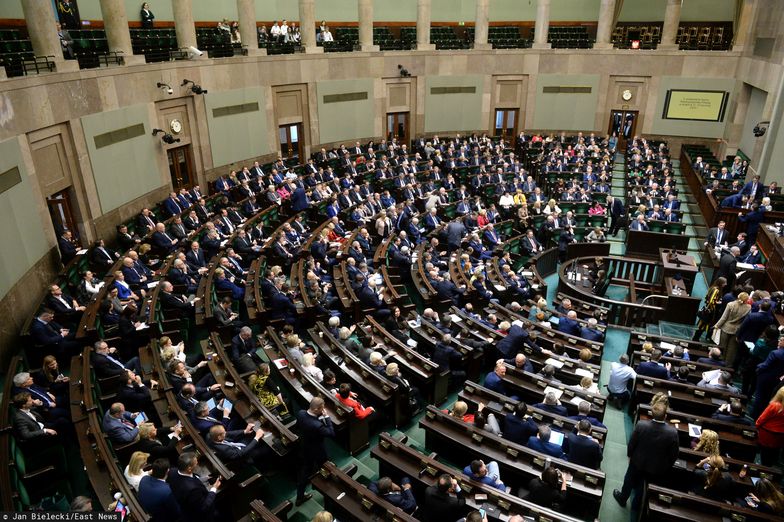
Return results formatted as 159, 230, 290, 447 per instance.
608, 110, 638, 148
494, 109, 519, 140
386, 112, 409, 146
279, 123, 303, 160
47, 189, 79, 238
167, 145, 195, 189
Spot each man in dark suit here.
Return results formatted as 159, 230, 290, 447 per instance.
269, 283, 298, 324
116, 224, 140, 251
91, 239, 119, 270
613, 402, 679, 509
11, 392, 60, 446
355, 276, 391, 320
568, 400, 607, 429
533, 392, 568, 417
45, 283, 85, 325
137, 208, 157, 233
717, 246, 740, 289
151, 223, 178, 254
295, 397, 335, 505
497, 323, 544, 359
91, 340, 141, 379
557, 311, 581, 337
207, 424, 271, 471
503, 401, 539, 445
579, 318, 605, 342
635, 350, 671, 380
290, 185, 310, 212
159, 281, 195, 318
422, 473, 467, 521
168, 452, 223, 521
432, 274, 465, 305
705, 221, 728, 248
57, 230, 78, 265
607, 195, 626, 236
740, 244, 761, 264
163, 192, 183, 216
29, 309, 79, 361
522, 230, 542, 256
229, 327, 260, 373
566, 420, 603, 469
138, 459, 182, 521
526, 425, 565, 459
739, 203, 766, 243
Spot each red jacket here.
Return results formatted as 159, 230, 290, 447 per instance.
336, 393, 374, 419
756, 402, 784, 447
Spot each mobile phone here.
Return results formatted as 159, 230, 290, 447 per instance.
479, 508, 486, 519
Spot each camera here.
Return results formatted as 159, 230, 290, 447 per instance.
753, 121, 770, 137
187, 46, 203, 59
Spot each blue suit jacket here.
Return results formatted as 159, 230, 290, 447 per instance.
291, 187, 310, 212
503, 413, 539, 445
580, 327, 604, 342
138, 475, 182, 521
102, 410, 138, 443
566, 433, 603, 469
30, 318, 64, 346
526, 435, 565, 459
167, 470, 218, 520
737, 311, 775, 343
557, 317, 581, 336
636, 361, 669, 380
483, 371, 507, 396
215, 277, 245, 300
164, 197, 183, 216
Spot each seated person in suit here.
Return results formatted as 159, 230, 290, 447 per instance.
206, 424, 272, 471
579, 318, 604, 341
629, 214, 649, 231
102, 402, 141, 444
557, 310, 581, 336
533, 391, 568, 417
11, 392, 62, 447
483, 360, 519, 400
29, 309, 80, 361
503, 401, 539, 445
635, 349, 671, 379
568, 400, 607, 429
158, 281, 196, 319
711, 399, 753, 426
741, 244, 762, 264
214, 268, 245, 300
526, 424, 566, 459
566, 419, 603, 469
45, 284, 85, 325
191, 400, 244, 436
697, 370, 740, 394
91, 339, 142, 378
523, 229, 542, 255
151, 222, 178, 253
368, 476, 417, 514
57, 230, 78, 265
525, 466, 570, 510
696, 347, 726, 367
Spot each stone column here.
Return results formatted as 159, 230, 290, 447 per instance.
20, 0, 78, 72
358, 0, 379, 52
733, 0, 757, 52
298, 0, 322, 53
99, 0, 143, 64
473, 0, 491, 50
659, 0, 682, 50
415, 0, 435, 51
593, 0, 616, 49
532, 0, 551, 49
172, 0, 197, 51
237, 0, 265, 55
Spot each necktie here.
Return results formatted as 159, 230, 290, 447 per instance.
163, 232, 173, 242
106, 354, 124, 368
222, 440, 245, 449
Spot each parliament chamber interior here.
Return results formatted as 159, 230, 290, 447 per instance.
2, 0, 784, 521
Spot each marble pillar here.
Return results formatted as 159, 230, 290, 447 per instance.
733, 0, 757, 52
594, 0, 616, 49
358, 0, 379, 52
237, 0, 265, 55
659, 0, 682, 50
99, 0, 144, 65
416, 0, 435, 51
532, 0, 551, 50
21, 0, 78, 72
299, 0, 322, 53
473, 0, 491, 50
172, 0, 198, 51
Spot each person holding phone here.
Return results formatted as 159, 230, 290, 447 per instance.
422, 474, 466, 520
206, 424, 272, 471
295, 397, 335, 505
168, 452, 225, 520
525, 467, 570, 509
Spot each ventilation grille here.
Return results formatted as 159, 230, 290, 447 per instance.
430, 86, 477, 95
0, 166, 21, 195
542, 86, 592, 94
323, 92, 369, 104
212, 102, 260, 118
93, 123, 146, 149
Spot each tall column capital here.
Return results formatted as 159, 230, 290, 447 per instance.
299, 0, 322, 53
733, 0, 757, 52
473, 0, 491, 50
593, 0, 617, 49
99, 0, 144, 65
20, 0, 78, 72
532, 0, 552, 49
172, 0, 199, 53
358, 0, 379, 52
236, 0, 265, 56
415, 0, 435, 51
659, 0, 682, 50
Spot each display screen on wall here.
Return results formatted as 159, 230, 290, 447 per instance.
662, 90, 729, 122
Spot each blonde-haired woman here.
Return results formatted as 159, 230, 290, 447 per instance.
691, 454, 732, 502
123, 451, 150, 491
301, 352, 323, 383
543, 199, 561, 215
713, 292, 751, 367
312, 511, 334, 522
693, 429, 720, 455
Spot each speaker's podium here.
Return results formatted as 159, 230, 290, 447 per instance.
659, 249, 701, 322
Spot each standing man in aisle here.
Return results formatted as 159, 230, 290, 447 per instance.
295, 397, 335, 505
607, 195, 626, 237
613, 402, 679, 511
